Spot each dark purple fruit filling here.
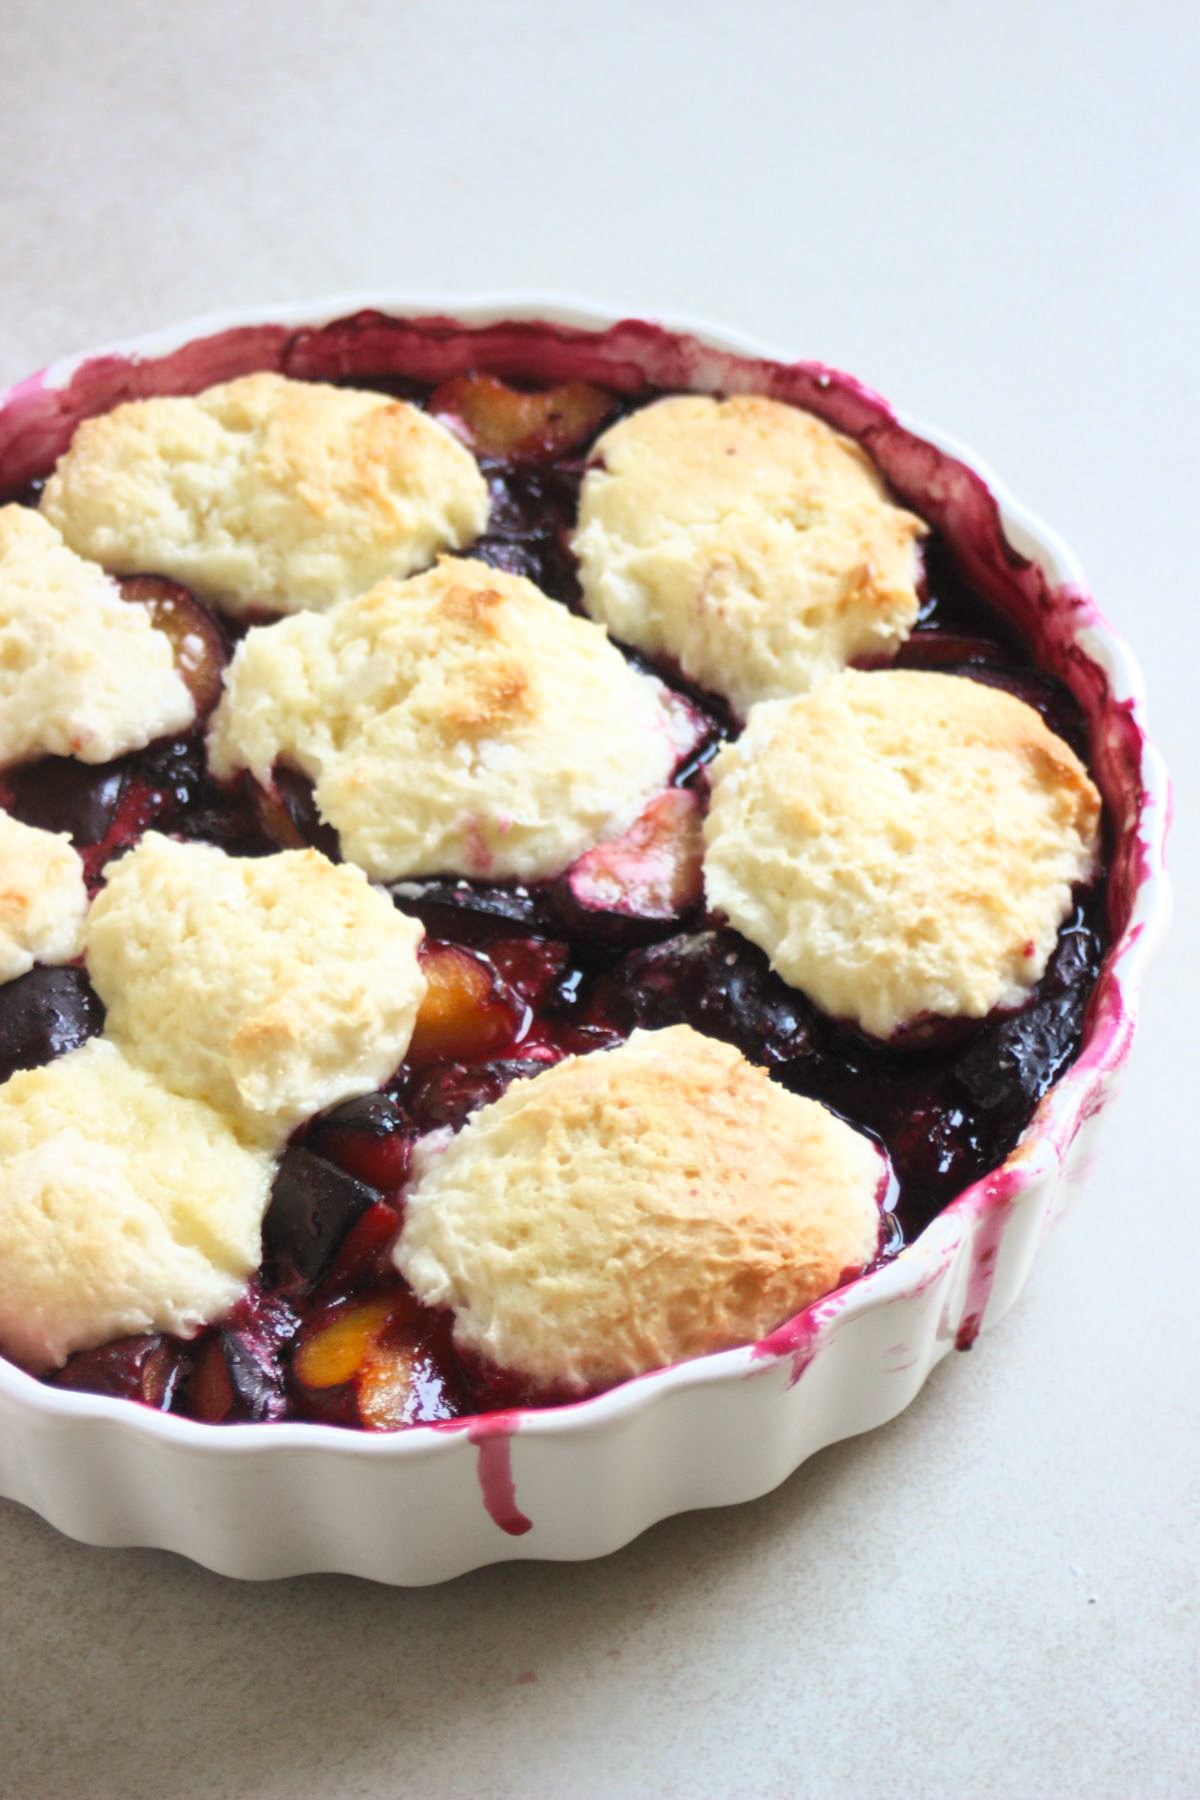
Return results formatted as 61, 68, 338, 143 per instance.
305, 1094, 411, 1190
0, 966, 105, 1085
1, 756, 126, 845
262, 1147, 379, 1293
0, 369, 1109, 1429
53, 1332, 185, 1411
599, 930, 812, 1067
401, 1052, 564, 1137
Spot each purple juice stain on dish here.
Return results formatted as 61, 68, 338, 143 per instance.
467, 1414, 533, 1536
954, 1166, 1027, 1350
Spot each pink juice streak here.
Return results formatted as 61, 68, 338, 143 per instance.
466, 1413, 532, 1536
752, 1292, 850, 1386
750, 1156, 897, 1384
953, 1167, 1025, 1350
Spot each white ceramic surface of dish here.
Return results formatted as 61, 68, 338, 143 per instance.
0, 296, 1171, 1584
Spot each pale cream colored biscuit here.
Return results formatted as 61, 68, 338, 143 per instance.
40, 372, 489, 618
396, 1025, 886, 1394
86, 834, 425, 1147
0, 812, 88, 983
572, 394, 925, 714
0, 505, 195, 765
703, 671, 1102, 1039
207, 556, 689, 882
0, 1039, 273, 1371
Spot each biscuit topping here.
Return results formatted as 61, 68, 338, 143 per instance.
573, 394, 925, 714
0, 506, 195, 765
86, 834, 426, 1147
396, 1025, 887, 1394
0, 812, 88, 984
40, 372, 489, 617
0, 1040, 272, 1371
208, 556, 691, 882
703, 671, 1102, 1038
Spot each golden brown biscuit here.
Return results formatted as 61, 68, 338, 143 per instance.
86, 834, 426, 1147
0, 811, 88, 983
0, 1040, 273, 1371
396, 1025, 886, 1393
572, 394, 924, 714
40, 372, 489, 616
703, 671, 1102, 1037
208, 556, 691, 882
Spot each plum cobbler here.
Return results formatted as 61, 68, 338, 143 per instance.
0, 340, 1107, 1431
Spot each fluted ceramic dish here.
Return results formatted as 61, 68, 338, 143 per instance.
0, 295, 1170, 1583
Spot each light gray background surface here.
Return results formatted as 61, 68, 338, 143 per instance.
0, 4, 1196, 1796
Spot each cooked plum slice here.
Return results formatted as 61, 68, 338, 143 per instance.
954, 902, 1100, 1116
0, 966, 105, 1083
293, 1294, 398, 1390
407, 942, 523, 1066
318, 1200, 403, 1295
291, 1288, 461, 1430
404, 1051, 558, 1135
306, 1094, 411, 1191
891, 629, 1013, 671
0, 756, 125, 846
471, 532, 567, 593
389, 877, 551, 941
53, 1333, 183, 1410
250, 764, 341, 861
482, 936, 573, 1011
600, 929, 813, 1066
551, 789, 704, 943
190, 1330, 282, 1423
117, 575, 227, 715
430, 372, 613, 460
102, 736, 272, 861
262, 1147, 378, 1292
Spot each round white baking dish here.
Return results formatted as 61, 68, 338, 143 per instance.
0, 296, 1171, 1583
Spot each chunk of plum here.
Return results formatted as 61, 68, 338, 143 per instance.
407, 943, 523, 1065
389, 877, 551, 942
306, 1094, 411, 1191
189, 1328, 287, 1423
471, 532, 566, 592
430, 372, 614, 459
251, 764, 341, 861
0, 966, 105, 1083
482, 936, 573, 1011
954, 904, 1101, 1115
955, 991, 1088, 1117
117, 575, 227, 715
261, 1146, 378, 1292
53, 1334, 183, 1410
0, 756, 125, 846
599, 929, 812, 1066
404, 1052, 558, 1135
291, 1288, 462, 1430
318, 1199, 403, 1294
551, 789, 704, 944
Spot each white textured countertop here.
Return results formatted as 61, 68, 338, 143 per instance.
0, 4, 1196, 1795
